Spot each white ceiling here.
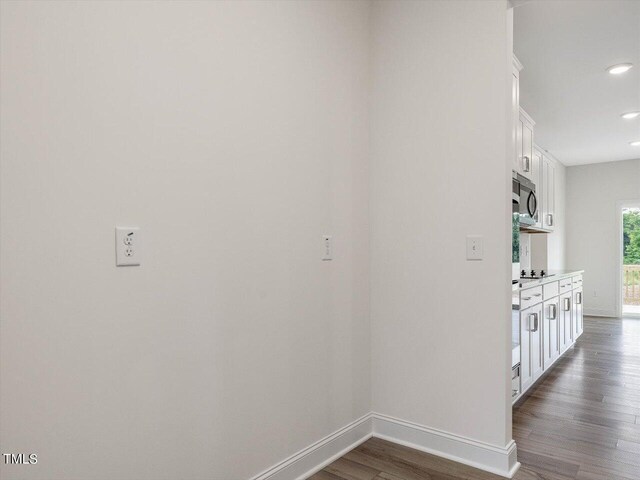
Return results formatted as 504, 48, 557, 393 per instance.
514, 0, 640, 166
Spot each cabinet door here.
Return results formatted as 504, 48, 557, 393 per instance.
560, 292, 572, 353
531, 303, 543, 381
516, 117, 523, 175
574, 287, 583, 338
531, 150, 543, 229
512, 73, 521, 174
521, 122, 533, 181
520, 306, 533, 392
543, 298, 560, 368
543, 157, 555, 230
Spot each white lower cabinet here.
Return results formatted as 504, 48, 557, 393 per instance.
560, 291, 572, 353
520, 302, 542, 393
573, 287, 583, 339
515, 274, 584, 403
542, 297, 560, 368
530, 303, 543, 381
519, 305, 532, 392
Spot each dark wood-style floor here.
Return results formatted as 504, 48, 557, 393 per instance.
310, 316, 640, 480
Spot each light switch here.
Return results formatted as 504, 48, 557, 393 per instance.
116, 227, 140, 266
466, 235, 483, 261
322, 235, 333, 261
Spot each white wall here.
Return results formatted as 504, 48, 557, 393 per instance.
370, 0, 512, 449
566, 159, 640, 317
0, 2, 371, 479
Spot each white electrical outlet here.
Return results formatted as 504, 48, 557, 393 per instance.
322, 235, 333, 261
116, 227, 140, 266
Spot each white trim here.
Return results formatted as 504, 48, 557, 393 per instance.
372, 413, 520, 478
617, 200, 640, 319
510, 0, 537, 8
250, 414, 372, 480
512, 54, 523, 72
249, 412, 520, 480
584, 309, 618, 318
519, 107, 535, 127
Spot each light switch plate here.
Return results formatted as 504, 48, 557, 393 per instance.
116, 227, 140, 266
322, 235, 333, 261
466, 235, 483, 261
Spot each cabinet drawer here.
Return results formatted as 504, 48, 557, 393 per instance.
572, 275, 583, 288
521, 286, 543, 309
543, 281, 559, 300
559, 278, 573, 294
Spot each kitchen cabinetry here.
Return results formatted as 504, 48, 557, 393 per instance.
520, 292, 543, 393
519, 139, 556, 233
560, 291, 573, 354
541, 154, 555, 231
542, 297, 559, 368
519, 110, 535, 182
530, 303, 543, 382
512, 56, 523, 175
531, 149, 544, 229
520, 305, 542, 391
513, 272, 584, 404
573, 287, 583, 339
512, 54, 558, 233
519, 305, 532, 392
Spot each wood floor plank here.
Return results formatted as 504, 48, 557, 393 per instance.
309, 470, 345, 480
616, 438, 640, 454
374, 473, 408, 480
515, 449, 579, 479
324, 457, 381, 480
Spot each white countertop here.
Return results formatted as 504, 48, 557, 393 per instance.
514, 270, 584, 291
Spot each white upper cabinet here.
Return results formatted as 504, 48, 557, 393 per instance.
519, 109, 535, 182
530, 148, 543, 229
532, 146, 556, 232
541, 154, 555, 231
512, 56, 523, 175
512, 55, 557, 232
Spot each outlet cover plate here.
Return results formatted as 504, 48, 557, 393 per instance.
116, 227, 140, 266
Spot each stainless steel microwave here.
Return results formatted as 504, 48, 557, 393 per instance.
514, 173, 538, 227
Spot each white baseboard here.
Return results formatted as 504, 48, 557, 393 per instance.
250, 414, 373, 480
372, 413, 520, 478
250, 412, 519, 480
584, 309, 617, 318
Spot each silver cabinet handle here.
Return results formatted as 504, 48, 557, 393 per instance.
533, 293, 542, 297
523, 156, 530, 172
529, 313, 539, 332
547, 213, 554, 226
549, 303, 557, 320
523, 296, 532, 301
563, 298, 571, 311
577, 292, 582, 304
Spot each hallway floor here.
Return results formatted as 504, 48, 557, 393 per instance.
310, 316, 640, 480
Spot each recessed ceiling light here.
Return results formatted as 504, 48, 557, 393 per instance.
629, 141, 640, 146
622, 111, 640, 119
607, 63, 633, 75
